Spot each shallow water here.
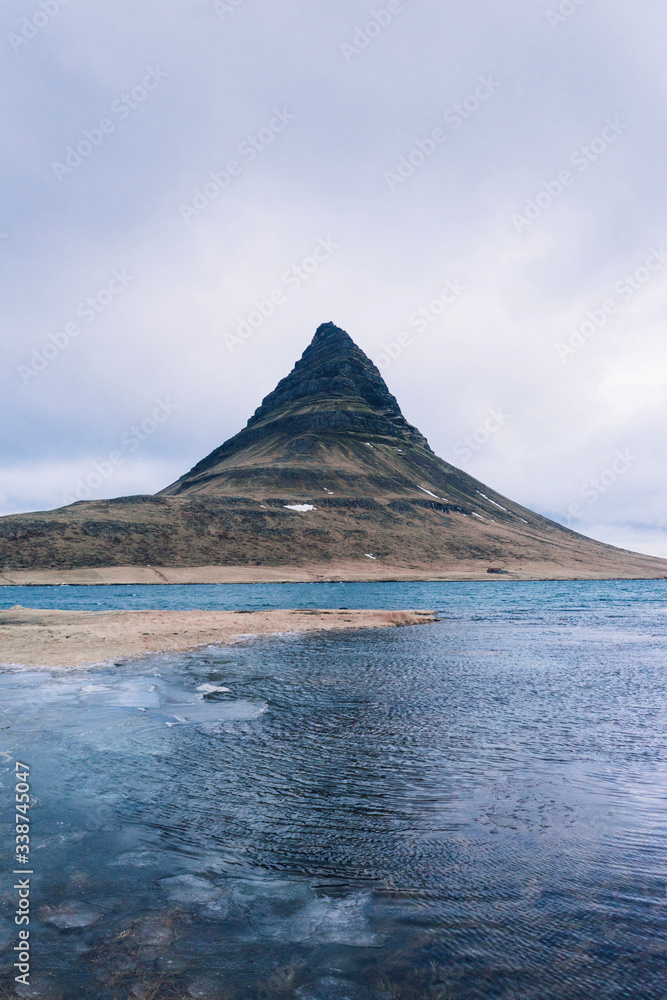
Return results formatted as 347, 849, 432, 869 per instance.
1, 582, 667, 998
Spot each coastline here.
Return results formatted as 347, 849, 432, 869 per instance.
1, 557, 666, 587
0, 607, 438, 669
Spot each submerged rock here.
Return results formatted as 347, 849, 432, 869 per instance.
14, 977, 64, 1000
0, 918, 14, 950
135, 913, 176, 947
41, 900, 102, 930
157, 951, 194, 974
187, 975, 227, 998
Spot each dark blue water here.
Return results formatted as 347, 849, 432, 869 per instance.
2, 578, 667, 618
1, 582, 666, 999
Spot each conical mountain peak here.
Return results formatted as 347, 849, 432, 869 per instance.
306, 320, 361, 357
161, 323, 433, 496
245, 321, 407, 430
312, 320, 355, 346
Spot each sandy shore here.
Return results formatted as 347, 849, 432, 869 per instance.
1, 558, 665, 587
0, 607, 437, 668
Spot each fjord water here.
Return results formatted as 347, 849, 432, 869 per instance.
1, 582, 666, 999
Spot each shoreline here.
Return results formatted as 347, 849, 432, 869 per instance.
1, 560, 666, 587
0, 607, 438, 669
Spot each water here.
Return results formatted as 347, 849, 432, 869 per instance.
1, 581, 666, 999
1, 577, 667, 616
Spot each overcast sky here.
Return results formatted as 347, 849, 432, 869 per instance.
2, 0, 666, 557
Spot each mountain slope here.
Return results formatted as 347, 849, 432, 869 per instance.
1, 322, 665, 582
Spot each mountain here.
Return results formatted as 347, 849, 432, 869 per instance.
160, 321, 433, 498
1, 322, 665, 584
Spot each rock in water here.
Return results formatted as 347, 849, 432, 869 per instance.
41, 901, 102, 930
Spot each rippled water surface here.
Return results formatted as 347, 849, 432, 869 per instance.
1, 581, 667, 999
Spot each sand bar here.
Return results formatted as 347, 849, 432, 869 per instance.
0, 607, 438, 668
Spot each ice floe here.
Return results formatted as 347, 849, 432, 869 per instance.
159, 875, 230, 918
157, 875, 382, 946
78, 676, 266, 726
229, 880, 382, 946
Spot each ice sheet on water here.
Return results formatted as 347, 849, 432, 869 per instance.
305, 893, 383, 946
67, 712, 170, 756
230, 880, 382, 946
297, 978, 394, 1000
2, 666, 252, 714
34, 831, 87, 852
159, 875, 230, 917
81, 678, 162, 708
156, 875, 380, 944
158, 700, 266, 725
3, 672, 84, 709
109, 849, 163, 868
77, 675, 266, 725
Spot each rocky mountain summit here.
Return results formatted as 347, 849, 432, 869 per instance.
161, 321, 433, 497
1, 322, 666, 583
